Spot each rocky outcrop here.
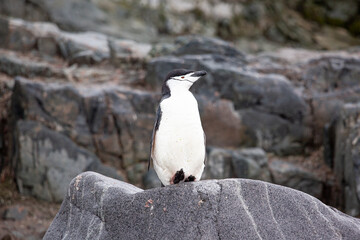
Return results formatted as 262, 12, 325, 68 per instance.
332, 103, 360, 216
1, 0, 359, 50
9, 77, 157, 200
203, 148, 271, 182
44, 172, 360, 239
269, 159, 323, 198
0, 17, 151, 65
1, 11, 359, 218
15, 120, 121, 202
3, 33, 358, 209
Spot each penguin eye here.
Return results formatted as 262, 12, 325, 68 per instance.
181, 76, 185, 79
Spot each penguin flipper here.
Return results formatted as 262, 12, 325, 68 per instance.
149, 105, 162, 170
203, 131, 207, 165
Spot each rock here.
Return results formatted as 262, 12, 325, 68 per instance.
0, 233, 12, 240
0, 17, 37, 51
173, 36, 245, 58
0, 55, 64, 78
232, 148, 271, 181
44, 171, 360, 239
0, 0, 48, 21
301, 0, 358, 27
198, 97, 244, 147
203, 147, 271, 182
269, 159, 323, 198
142, 168, 161, 189
0, 17, 109, 62
0, 0, 156, 41
31, 0, 109, 33
14, 120, 121, 202
108, 38, 151, 67
59, 32, 110, 63
1, 0, 359, 50
0, 17, 60, 52
333, 103, 360, 216
202, 148, 233, 180
149, 42, 177, 57
302, 56, 360, 93
0, 0, 25, 18
0, 17, 157, 65
67, 50, 105, 65
146, 55, 195, 87
239, 109, 310, 155
2, 205, 28, 220
37, 36, 59, 56
10, 77, 157, 192
313, 26, 360, 50
300, 55, 360, 146
213, 70, 308, 123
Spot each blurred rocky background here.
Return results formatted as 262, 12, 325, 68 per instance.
0, 0, 360, 239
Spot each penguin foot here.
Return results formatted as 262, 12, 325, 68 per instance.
171, 169, 185, 184
184, 175, 196, 182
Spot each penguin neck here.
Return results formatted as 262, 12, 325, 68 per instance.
169, 86, 192, 97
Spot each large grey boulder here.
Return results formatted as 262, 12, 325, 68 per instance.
173, 36, 245, 58
44, 171, 360, 239
14, 120, 122, 202
10, 77, 157, 193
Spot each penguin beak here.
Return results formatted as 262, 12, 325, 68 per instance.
190, 71, 207, 78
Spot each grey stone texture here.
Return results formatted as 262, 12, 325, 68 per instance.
10, 77, 157, 201
44, 172, 360, 240
203, 147, 271, 182
269, 159, 323, 199
15, 120, 122, 202
1, 0, 359, 49
0, 17, 150, 65
2, 205, 28, 221
333, 103, 360, 216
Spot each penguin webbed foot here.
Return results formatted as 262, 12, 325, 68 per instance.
172, 168, 185, 184
184, 175, 196, 182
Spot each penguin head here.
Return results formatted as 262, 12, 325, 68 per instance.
162, 69, 207, 95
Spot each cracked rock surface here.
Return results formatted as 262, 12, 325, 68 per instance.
44, 172, 360, 239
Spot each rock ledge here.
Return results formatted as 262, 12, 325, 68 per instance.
45, 172, 360, 239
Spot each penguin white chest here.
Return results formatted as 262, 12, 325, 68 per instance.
153, 90, 205, 185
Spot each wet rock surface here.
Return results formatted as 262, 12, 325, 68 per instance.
44, 172, 360, 240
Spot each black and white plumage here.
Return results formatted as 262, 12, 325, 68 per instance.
149, 69, 207, 186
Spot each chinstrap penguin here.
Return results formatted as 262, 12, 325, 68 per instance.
149, 69, 207, 186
